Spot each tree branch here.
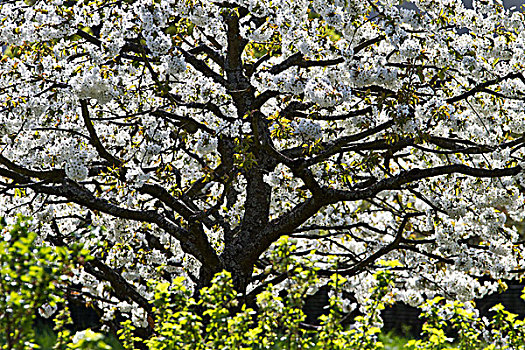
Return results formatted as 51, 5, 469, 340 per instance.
328, 164, 523, 202
80, 99, 121, 167
328, 214, 420, 276
446, 72, 523, 104
31, 180, 220, 268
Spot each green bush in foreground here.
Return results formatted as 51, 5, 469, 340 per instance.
3, 216, 525, 350
120, 237, 388, 350
0, 215, 110, 350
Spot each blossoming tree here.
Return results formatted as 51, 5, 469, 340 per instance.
1, 0, 525, 331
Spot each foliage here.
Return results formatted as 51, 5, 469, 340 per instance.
120, 237, 390, 350
403, 297, 525, 350
0, 216, 112, 350
5, 221, 525, 350
117, 243, 525, 350
0, 0, 525, 342
1, 215, 67, 349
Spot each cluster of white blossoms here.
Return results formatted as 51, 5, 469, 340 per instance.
160, 54, 188, 78
125, 166, 151, 189
65, 148, 91, 182
290, 118, 323, 142
304, 76, 352, 108
65, 159, 88, 183
272, 71, 307, 94
38, 302, 58, 319
240, 18, 274, 42
70, 68, 119, 105
348, 61, 399, 89
195, 134, 218, 155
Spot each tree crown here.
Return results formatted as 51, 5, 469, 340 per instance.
0, 0, 524, 332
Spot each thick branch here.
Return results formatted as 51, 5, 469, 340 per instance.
269, 53, 344, 75
328, 164, 523, 202
80, 99, 121, 167
151, 109, 215, 134
188, 44, 225, 69
31, 180, 220, 267
282, 120, 395, 160
0, 154, 64, 181
446, 72, 523, 104
266, 35, 384, 76
180, 48, 228, 87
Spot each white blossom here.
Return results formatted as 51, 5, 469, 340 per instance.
291, 119, 323, 141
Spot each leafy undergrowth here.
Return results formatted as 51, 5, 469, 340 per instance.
3, 218, 524, 350
16, 325, 414, 350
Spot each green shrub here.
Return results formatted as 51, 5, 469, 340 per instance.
119, 238, 395, 350
0, 215, 111, 350
4, 219, 525, 350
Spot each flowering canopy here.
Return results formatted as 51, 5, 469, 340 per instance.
1, 0, 525, 332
